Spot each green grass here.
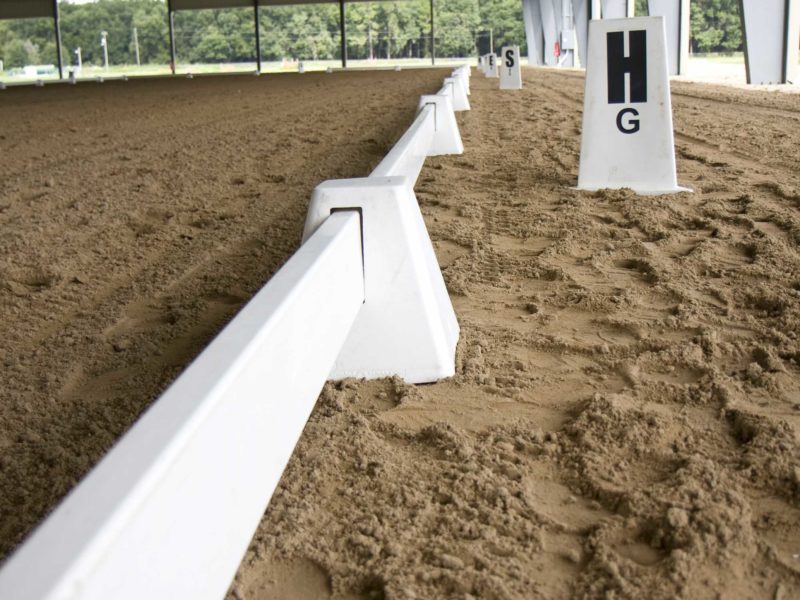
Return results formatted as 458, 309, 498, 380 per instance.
690, 52, 745, 64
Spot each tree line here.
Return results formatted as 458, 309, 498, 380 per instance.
0, 0, 744, 70
0, 0, 522, 68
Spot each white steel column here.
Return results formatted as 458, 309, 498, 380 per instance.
0, 212, 365, 600
648, 0, 690, 75
600, 0, 634, 18
522, 0, 545, 65
559, 0, 576, 67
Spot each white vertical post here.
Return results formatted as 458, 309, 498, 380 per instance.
577, 17, 689, 194
499, 46, 523, 89
740, 0, 800, 84
0, 212, 365, 600
572, 0, 592, 68
100, 31, 109, 70
304, 177, 459, 384
522, 0, 545, 65
647, 0, 690, 76
600, 0, 634, 18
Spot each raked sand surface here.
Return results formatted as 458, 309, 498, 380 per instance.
1, 67, 799, 598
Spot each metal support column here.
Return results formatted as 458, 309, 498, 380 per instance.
648, 0, 689, 75
254, 0, 261, 72
340, 0, 347, 68
430, 0, 435, 65
53, 0, 63, 79
522, 0, 545, 65
167, 0, 177, 75
739, 0, 800, 84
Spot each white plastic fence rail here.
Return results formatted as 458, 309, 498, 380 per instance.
0, 211, 364, 600
0, 65, 471, 600
371, 103, 435, 180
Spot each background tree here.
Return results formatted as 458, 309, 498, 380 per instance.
690, 0, 742, 53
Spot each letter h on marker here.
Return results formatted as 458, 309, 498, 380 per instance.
607, 30, 647, 104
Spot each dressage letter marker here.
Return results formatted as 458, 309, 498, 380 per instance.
486, 53, 498, 78
577, 17, 689, 195
499, 46, 522, 90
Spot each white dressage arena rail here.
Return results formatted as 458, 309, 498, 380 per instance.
0, 65, 471, 600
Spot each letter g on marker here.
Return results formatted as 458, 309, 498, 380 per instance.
607, 30, 647, 134
615, 108, 640, 134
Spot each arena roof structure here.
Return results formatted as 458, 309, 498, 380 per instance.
0, 0, 437, 78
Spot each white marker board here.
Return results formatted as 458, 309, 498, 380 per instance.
577, 17, 689, 194
499, 46, 522, 89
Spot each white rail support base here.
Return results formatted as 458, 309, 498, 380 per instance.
443, 76, 471, 110
303, 177, 458, 384
0, 211, 365, 600
417, 94, 464, 155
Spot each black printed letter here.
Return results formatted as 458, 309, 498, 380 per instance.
607, 30, 647, 104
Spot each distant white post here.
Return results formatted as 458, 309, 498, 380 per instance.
740, 0, 800, 84
558, 0, 577, 68
486, 52, 499, 77
133, 27, 140, 66
100, 30, 109, 70
647, 0, 690, 76
499, 46, 522, 89
0, 73, 467, 600
577, 17, 689, 194
443, 76, 470, 110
